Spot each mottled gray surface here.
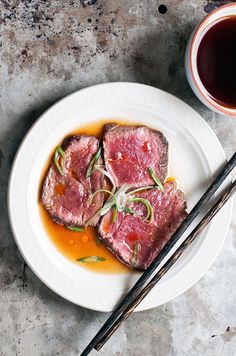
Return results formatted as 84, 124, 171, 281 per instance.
0, 1, 235, 355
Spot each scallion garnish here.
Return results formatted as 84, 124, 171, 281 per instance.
95, 233, 103, 246
54, 146, 65, 175
84, 201, 113, 228
77, 256, 105, 263
127, 186, 154, 195
148, 167, 164, 191
129, 197, 154, 223
130, 243, 141, 266
94, 165, 116, 193
67, 226, 84, 232
99, 199, 116, 216
86, 147, 101, 178
112, 206, 118, 223
88, 189, 117, 206
87, 185, 132, 222
123, 207, 136, 215
85, 190, 117, 228
86, 184, 149, 227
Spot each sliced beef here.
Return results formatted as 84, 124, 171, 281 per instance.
98, 181, 187, 270
41, 135, 104, 227
103, 124, 168, 188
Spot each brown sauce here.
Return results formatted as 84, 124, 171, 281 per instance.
39, 119, 131, 274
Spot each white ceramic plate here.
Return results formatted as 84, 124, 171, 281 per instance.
8, 83, 232, 312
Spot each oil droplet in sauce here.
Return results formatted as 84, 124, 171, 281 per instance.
39, 119, 132, 274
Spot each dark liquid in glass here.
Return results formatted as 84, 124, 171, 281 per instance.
197, 16, 236, 108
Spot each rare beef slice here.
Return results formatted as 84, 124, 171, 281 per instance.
99, 181, 187, 270
103, 124, 168, 188
41, 135, 104, 227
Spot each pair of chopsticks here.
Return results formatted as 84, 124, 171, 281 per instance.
81, 152, 236, 356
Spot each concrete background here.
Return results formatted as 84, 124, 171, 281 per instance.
0, 0, 235, 355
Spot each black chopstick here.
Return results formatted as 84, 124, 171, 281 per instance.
80, 152, 236, 356
95, 179, 236, 350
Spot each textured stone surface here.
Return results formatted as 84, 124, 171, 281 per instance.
0, 1, 235, 355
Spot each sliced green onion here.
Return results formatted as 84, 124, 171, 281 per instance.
112, 206, 118, 223
85, 200, 114, 228
127, 186, 154, 195
84, 214, 98, 229
95, 234, 103, 246
129, 197, 153, 223
77, 256, 105, 263
116, 185, 133, 194
88, 189, 116, 205
99, 199, 116, 216
112, 184, 132, 212
54, 146, 65, 175
86, 185, 133, 227
94, 185, 132, 216
101, 186, 132, 217
123, 207, 136, 215
116, 191, 127, 211
148, 167, 164, 191
94, 165, 116, 193
89, 189, 118, 216
130, 243, 141, 266
86, 148, 101, 178
67, 226, 84, 232
85, 190, 117, 228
